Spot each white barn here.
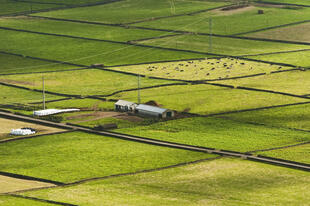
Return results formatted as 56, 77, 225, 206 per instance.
115, 100, 137, 112
135, 104, 175, 118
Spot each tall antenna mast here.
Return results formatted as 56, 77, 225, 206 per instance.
42, 76, 46, 110
137, 75, 141, 104
209, 17, 212, 53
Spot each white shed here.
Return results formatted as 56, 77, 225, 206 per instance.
115, 100, 137, 112
135, 104, 174, 118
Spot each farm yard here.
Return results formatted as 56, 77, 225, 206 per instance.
0, 0, 309, 205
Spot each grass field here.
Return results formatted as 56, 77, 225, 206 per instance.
110, 57, 292, 81
261, 0, 310, 6
219, 103, 310, 131
0, 195, 55, 206
109, 84, 306, 114
46, 98, 115, 110
0, 28, 206, 66
250, 50, 310, 67
0, 17, 168, 42
0, 131, 214, 183
216, 69, 310, 95
139, 34, 309, 56
116, 116, 310, 152
134, 6, 310, 35
0, 69, 174, 96
0, 84, 61, 105
247, 22, 310, 43
21, 158, 310, 206
258, 144, 310, 164
0, 118, 64, 141
0, 175, 53, 194
0, 52, 76, 74
34, 0, 229, 24
0, 0, 62, 16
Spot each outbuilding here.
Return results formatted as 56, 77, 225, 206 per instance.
115, 100, 137, 112
135, 104, 175, 118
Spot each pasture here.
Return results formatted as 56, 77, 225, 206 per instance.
111, 57, 292, 81
0, 195, 55, 206
109, 84, 306, 114
258, 144, 310, 164
0, 118, 64, 141
116, 116, 310, 152
0, 131, 214, 183
21, 158, 310, 206
34, 0, 229, 24
217, 69, 310, 95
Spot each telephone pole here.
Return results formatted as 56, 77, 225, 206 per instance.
209, 17, 212, 53
42, 76, 46, 110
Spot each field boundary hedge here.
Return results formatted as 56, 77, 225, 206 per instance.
249, 141, 310, 153
9, 194, 77, 206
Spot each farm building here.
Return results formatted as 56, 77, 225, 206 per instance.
115, 100, 137, 112
135, 104, 175, 118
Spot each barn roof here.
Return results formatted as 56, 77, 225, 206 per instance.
136, 104, 168, 114
115, 100, 135, 106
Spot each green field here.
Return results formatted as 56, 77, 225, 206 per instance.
247, 22, 310, 43
0, 195, 55, 206
0, 17, 167, 42
139, 34, 309, 56
1, 69, 174, 96
260, 0, 310, 6
0, 28, 206, 66
216, 69, 310, 95
0, 0, 63, 16
0, 52, 76, 74
110, 58, 291, 80
258, 144, 310, 164
116, 116, 310, 152
0, 131, 214, 183
0, 84, 61, 105
219, 103, 310, 131
21, 158, 310, 206
250, 50, 310, 67
34, 0, 229, 24
134, 6, 310, 35
109, 84, 306, 114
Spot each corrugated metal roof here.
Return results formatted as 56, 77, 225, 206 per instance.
136, 104, 168, 114
115, 100, 135, 106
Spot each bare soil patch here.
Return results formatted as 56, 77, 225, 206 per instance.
0, 79, 34, 86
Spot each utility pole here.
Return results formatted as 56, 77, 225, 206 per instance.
209, 17, 212, 53
42, 76, 46, 110
137, 75, 141, 104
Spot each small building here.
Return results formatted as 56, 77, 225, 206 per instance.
135, 104, 175, 118
115, 100, 137, 112
10, 128, 36, 136
33, 108, 80, 116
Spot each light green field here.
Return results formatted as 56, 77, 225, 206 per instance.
46, 98, 115, 110
258, 144, 310, 164
29, 0, 110, 5
0, 195, 54, 206
0, 0, 62, 16
216, 69, 310, 95
0, 52, 75, 74
22, 158, 310, 206
109, 84, 306, 114
250, 50, 310, 67
111, 57, 291, 80
34, 0, 229, 24
247, 22, 310, 43
0, 131, 214, 183
0, 69, 173, 96
219, 103, 310, 131
0, 17, 167, 42
0, 29, 206, 66
140, 34, 309, 56
116, 116, 310, 152
0, 84, 61, 105
135, 6, 310, 35
261, 0, 310, 6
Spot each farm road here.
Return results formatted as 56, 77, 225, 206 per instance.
0, 110, 309, 172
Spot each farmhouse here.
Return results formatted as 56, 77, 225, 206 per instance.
135, 104, 175, 118
115, 100, 137, 112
